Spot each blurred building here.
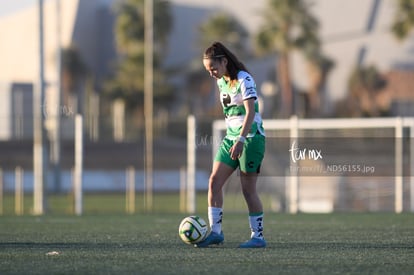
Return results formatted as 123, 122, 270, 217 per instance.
0, 0, 414, 141
381, 70, 414, 116
0, 0, 115, 140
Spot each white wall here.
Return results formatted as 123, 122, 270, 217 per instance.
0, 85, 11, 140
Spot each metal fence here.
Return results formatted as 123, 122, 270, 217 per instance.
213, 116, 414, 213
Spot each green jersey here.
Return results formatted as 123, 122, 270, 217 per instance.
217, 71, 265, 138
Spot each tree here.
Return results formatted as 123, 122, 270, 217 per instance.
256, 0, 321, 117
345, 65, 387, 117
198, 12, 249, 56
303, 46, 334, 117
106, 0, 173, 111
61, 45, 88, 113
189, 12, 249, 117
391, 0, 414, 41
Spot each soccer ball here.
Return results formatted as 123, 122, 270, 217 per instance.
178, 216, 208, 244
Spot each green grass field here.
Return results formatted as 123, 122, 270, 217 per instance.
0, 192, 278, 215
1, 211, 414, 274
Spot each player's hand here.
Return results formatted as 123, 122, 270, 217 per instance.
229, 142, 244, 160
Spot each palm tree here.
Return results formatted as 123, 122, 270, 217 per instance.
256, 0, 321, 117
346, 65, 387, 117
190, 12, 249, 117
106, 0, 172, 111
391, 0, 414, 41
198, 12, 249, 56
303, 46, 334, 117
61, 45, 88, 113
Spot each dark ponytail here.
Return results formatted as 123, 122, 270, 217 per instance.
203, 42, 249, 82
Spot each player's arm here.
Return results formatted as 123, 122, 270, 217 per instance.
238, 74, 257, 140
239, 98, 255, 138
229, 98, 255, 160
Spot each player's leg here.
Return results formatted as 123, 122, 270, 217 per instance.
197, 137, 237, 248
240, 172, 262, 213
207, 138, 237, 233
196, 161, 234, 247
208, 161, 234, 232
238, 135, 266, 248
208, 161, 234, 208
239, 173, 266, 248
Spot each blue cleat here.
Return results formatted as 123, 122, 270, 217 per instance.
238, 237, 266, 248
194, 231, 224, 248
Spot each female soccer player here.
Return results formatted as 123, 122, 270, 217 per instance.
196, 42, 266, 248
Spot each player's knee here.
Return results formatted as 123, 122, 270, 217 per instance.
241, 186, 255, 199
241, 180, 258, 198
208, 174, 218, 187
208, 174, 223, 193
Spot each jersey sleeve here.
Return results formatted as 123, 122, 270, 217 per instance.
239, 72, 257, 100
